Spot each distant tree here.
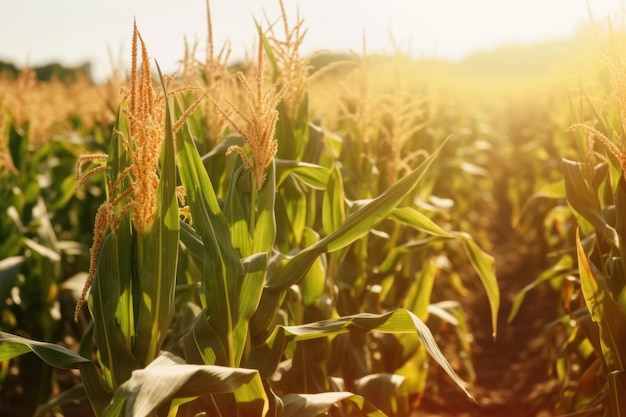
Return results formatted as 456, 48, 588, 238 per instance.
0, 60, 19, 76
0, 60, 93, 83
34, 62, 93, 83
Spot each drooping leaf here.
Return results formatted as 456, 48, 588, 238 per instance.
103, 351, 267, 417
0, 332, 89, 367
275, 159, 330, 190
281, 392, 385, 417
250, 309, 474, 400
451, 231, 499, 337
354, 373, 408, 417
0, 332, 111, 415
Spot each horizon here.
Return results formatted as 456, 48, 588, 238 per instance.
1, 1, 624, 82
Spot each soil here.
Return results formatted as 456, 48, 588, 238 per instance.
416, 207, 562, 416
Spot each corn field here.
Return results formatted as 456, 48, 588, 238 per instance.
1, 2, 625, 416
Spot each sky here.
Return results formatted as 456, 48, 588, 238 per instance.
1, 0, 625, 82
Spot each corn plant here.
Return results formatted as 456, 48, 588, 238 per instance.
0, 15, 503, 416
253, 5, 500, 410
509, 22, 626, 416
0, 77, 106, 414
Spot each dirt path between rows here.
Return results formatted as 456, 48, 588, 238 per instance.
418, 199, 562, 416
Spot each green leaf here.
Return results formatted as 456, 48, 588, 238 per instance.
403, 258, 437, 320
508, 254, 574, 323
275, 159, 330, 190
282, 392, 386, 417
300, 229, 326, 306
266, 136, 450, 292
388, 207, 452, 238
133, 63, 181, 367
0, 332, 89, 367
378, 237, 437, 274
576, 229, 626, 371
515, 180, 565, 226
320, 138, 447, 253
225, 161, 254, 256
322, 165, 346, 237
563, 159, 618, 247
256, 309, 474, 400
88, 226, 140, 389
253, 160, 278, 255
354, 373, 408, 417
277, 174, 308, 248
233, 252, 270, 366
174, 97, 244, 367
104, 351, 267, 417
451, 232, 499, 338
0, 332, 112, 415
182, 309, 227, 366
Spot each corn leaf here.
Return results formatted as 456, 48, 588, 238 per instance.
253, 160, 277, 255
233, 251, 270, 366
282, 392, 386, 417
403, 258, 437, 321
508, 254, 574, 323
319, 139, 445, 253
275, 159, 330, 190
106, 102, 133, 202
0, 331, 91, 367
266, 136, 449, 293
133, 64, 180, 367
300, 228, 326, 306
515, 180, 566, 226
388, 206, 453, 238
101, 102, 134, 341
354, 373, 409, 417
277, 174, 308, 247
224, 161, 254, 255
322, 164, 346, 237
180, 221, 205, 265
251, 308, 473, 400
103, 351, 267, 417
451, 231, 499, 338
378, 237, 437, 273
89, 224, 139, 389
576, 229, 626, 371
0, 332, 111, 415
182, 309, 227, 366
614, 175, 626, 303
174, 97, 244, 367
564, 159, 618, 247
